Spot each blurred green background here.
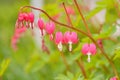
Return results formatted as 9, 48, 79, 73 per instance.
0, 0, 120, 80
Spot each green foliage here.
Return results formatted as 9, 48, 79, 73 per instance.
1, 0, 120, 80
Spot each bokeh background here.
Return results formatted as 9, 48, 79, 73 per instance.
0, 0, 120, 80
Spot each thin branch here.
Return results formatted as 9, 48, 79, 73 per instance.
76, 60, 87, 79
60, 52, 71, 71
62, 3, 73, 27
73, 0, 91, 36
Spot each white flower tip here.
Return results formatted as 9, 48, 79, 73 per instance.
69, 42, 72, 52
87, 52, 91, 63
58, 42, 62, 51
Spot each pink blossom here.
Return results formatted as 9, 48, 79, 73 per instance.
81, 43, 97, 62
64, 31, 78, 51
66, 6, 75, 15
38, 18, 45, 36
110, 76, 117, 80
38, 18, 44, 30
55, 32, 63, 51
81, 44, 89, 55
23, 13, 29, 21
45, 21, 55, 40
45, 21, 55, 34
18, 13, 24, 21
11, 27, 26, 50
28, 12, 34, 23
89, 43, 97, 55
16, 12, 34, 29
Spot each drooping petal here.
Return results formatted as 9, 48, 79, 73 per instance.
110, 76, 117, 80
81, 43, 89, 55
89, 43, 97, 55
64, 31, 71, 43
28, 12, 34, 23
71, 32, 78, 43
38, 18, 44, 30
55, 32, 63, 44
45, 21, 55, 34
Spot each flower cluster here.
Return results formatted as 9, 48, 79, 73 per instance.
55, 31, 78, 51
81, 43, 97, 62
11, 27, 26, 50
37, 18, 78, 52
13, 11, 97, 62
15, 12, 34, 29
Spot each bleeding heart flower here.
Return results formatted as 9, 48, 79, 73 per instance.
55, 32, 63, 51
38, 18, 44, 30
81, 43, 97, 62
66, 6, 75, 15
28, 12, 34, 23
45, 21, 55, 40
38, 18, 45, 35
18, 13, 24, 22
11, 27, 26, 50
16, 12, 34, 29
64, 31, 78, 51
110, 76, 117, 80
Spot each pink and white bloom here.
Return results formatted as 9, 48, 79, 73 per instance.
45, 21, 55, 40
55, 32, 63, 51
81, 43, 97, 62
38, 18, 45, 35
38, 18, 44, 30
28, 12, 34, 23
28, 12, 34, 28
16, 12, 34, 29
11, 27, 26, 50
110, 76, 117, 80
64, 31, 78, 51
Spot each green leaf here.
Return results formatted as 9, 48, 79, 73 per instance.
67, 71, 74, 79
93, 24, 116, 39
85, 7, 103, 20
0, 58, 10, 76
55, 74, 70, 80
106, 8, 118, 23
113, 47, 120, 60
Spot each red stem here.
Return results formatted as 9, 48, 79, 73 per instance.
62, 3, 73, 27
74, 0, 92, 36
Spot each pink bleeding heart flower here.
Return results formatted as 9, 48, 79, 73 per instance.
64, 31, 78, 51
28, 12, 34, 28
11, 26, 26, 50
81, 43, 97, 62
38, 18, 44, 30
55, 32, 63, 51
17, 12, 34, 29
45, 21, 55, 40
18, 13, 24, 22
66, 6, 75, 15
38, 18, 45, 35
110, 76, 118, 80
23, 13, 29, 21
28, 12, 34, 23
